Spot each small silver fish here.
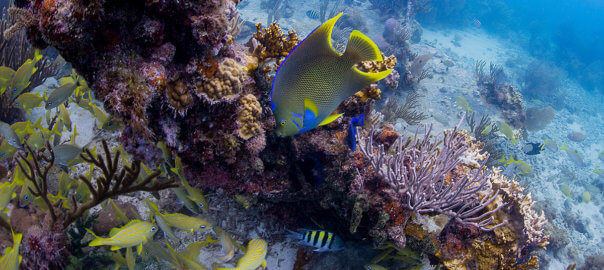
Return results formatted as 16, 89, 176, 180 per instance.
46, 81, 77, 110
0, 121, 22, 149
53, 144, 83, 166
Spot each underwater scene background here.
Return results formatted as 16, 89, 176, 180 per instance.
0, 0, 602, 269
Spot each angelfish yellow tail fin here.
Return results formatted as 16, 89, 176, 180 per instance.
343, 30, 383, 63
351, 68, 393, 88
319, 113, 343, 126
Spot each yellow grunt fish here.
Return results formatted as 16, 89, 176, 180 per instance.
0, 66, 15, 95
14, 92, 44, 113
87, 219, 157, 255
0, 230, 22, 270
10, 50, 42, 98
216, 239, 267, 270
146, 198, 211, 233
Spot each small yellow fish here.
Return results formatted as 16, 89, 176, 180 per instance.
14, 92, 44, 113
0, 179, 20, 212
180, 177, 209, 213
480, 123, 492, 134
582, 191, 591, 204
0, 140, 18, 160
1, 121, 21, 148
0, 230, 23, 270
365, 264, 388, 270
559, 141, 584, 167
560, 184, 572, 198
0, 66, 15, 94
10, 50, 42, 98
25, 131, 46, 149
146, 198, 211, 233
165, 241, 208, 270
214, 226, 239, 262
173, 187, 203, 215
216, 239, 267, 270
54, 144, 83, 166
87, 220, 157, 254
157, 141, 174, 170
496, 121, 518, 145
46, 81, 76, 110
58, 104, 72, 131
144, 199, 179, 242
498, 156, 533, 175
90, 102, 109, 128
455, 96, 472, 113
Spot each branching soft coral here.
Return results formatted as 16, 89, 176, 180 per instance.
252, 22, 299, 61
65, 139, 177, 226
3, 8, 36, 40
356, 116, 507, 232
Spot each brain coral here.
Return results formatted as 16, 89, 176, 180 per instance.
196, 58, 245, 100
237, 94, 262, 140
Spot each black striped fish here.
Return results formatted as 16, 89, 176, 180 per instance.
286, 229, 344, 252
306, 10, 320, 20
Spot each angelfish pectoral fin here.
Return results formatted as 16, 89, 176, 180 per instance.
319, 113, 343, 126
304, 98, 319, 117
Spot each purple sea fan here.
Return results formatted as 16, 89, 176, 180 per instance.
356, 115, 507, 231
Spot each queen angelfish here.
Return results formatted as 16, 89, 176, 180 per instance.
271, 13, 392, 136
286, 229, 345, 252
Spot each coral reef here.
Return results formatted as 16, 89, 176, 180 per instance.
8, 1, 548, 268
381, 92, 428, 125
476, 60, 526, 128
465, 112, 502, 165
236, 94, 263, 140
195, 58, 249, 101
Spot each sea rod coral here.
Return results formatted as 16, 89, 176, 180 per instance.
356, 115, 507, 232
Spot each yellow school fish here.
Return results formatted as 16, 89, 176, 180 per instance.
87, 220, 157, 254
10, 50, 42, 98
0, 230, 22, 270
146, 198, 211, 233
216, 239, 267, 270
496, 121, 518, 145
0, 178, 21, 212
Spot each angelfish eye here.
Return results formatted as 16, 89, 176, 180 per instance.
280, 120, 286, 126
199, 203, 204, 208
151, 226, 157, 231
200, 225, 206, 229
23, 195, 28, 201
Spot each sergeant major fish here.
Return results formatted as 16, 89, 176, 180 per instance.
287, 229, 345, 252
271, 13, 392, 136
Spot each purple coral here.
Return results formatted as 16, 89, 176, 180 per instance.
357, 116, 507, 231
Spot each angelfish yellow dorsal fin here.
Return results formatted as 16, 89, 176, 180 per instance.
343, 30, 383, 63
319, 113, 343, 126
296, 13, 343, 58
304, 98, 319, 117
